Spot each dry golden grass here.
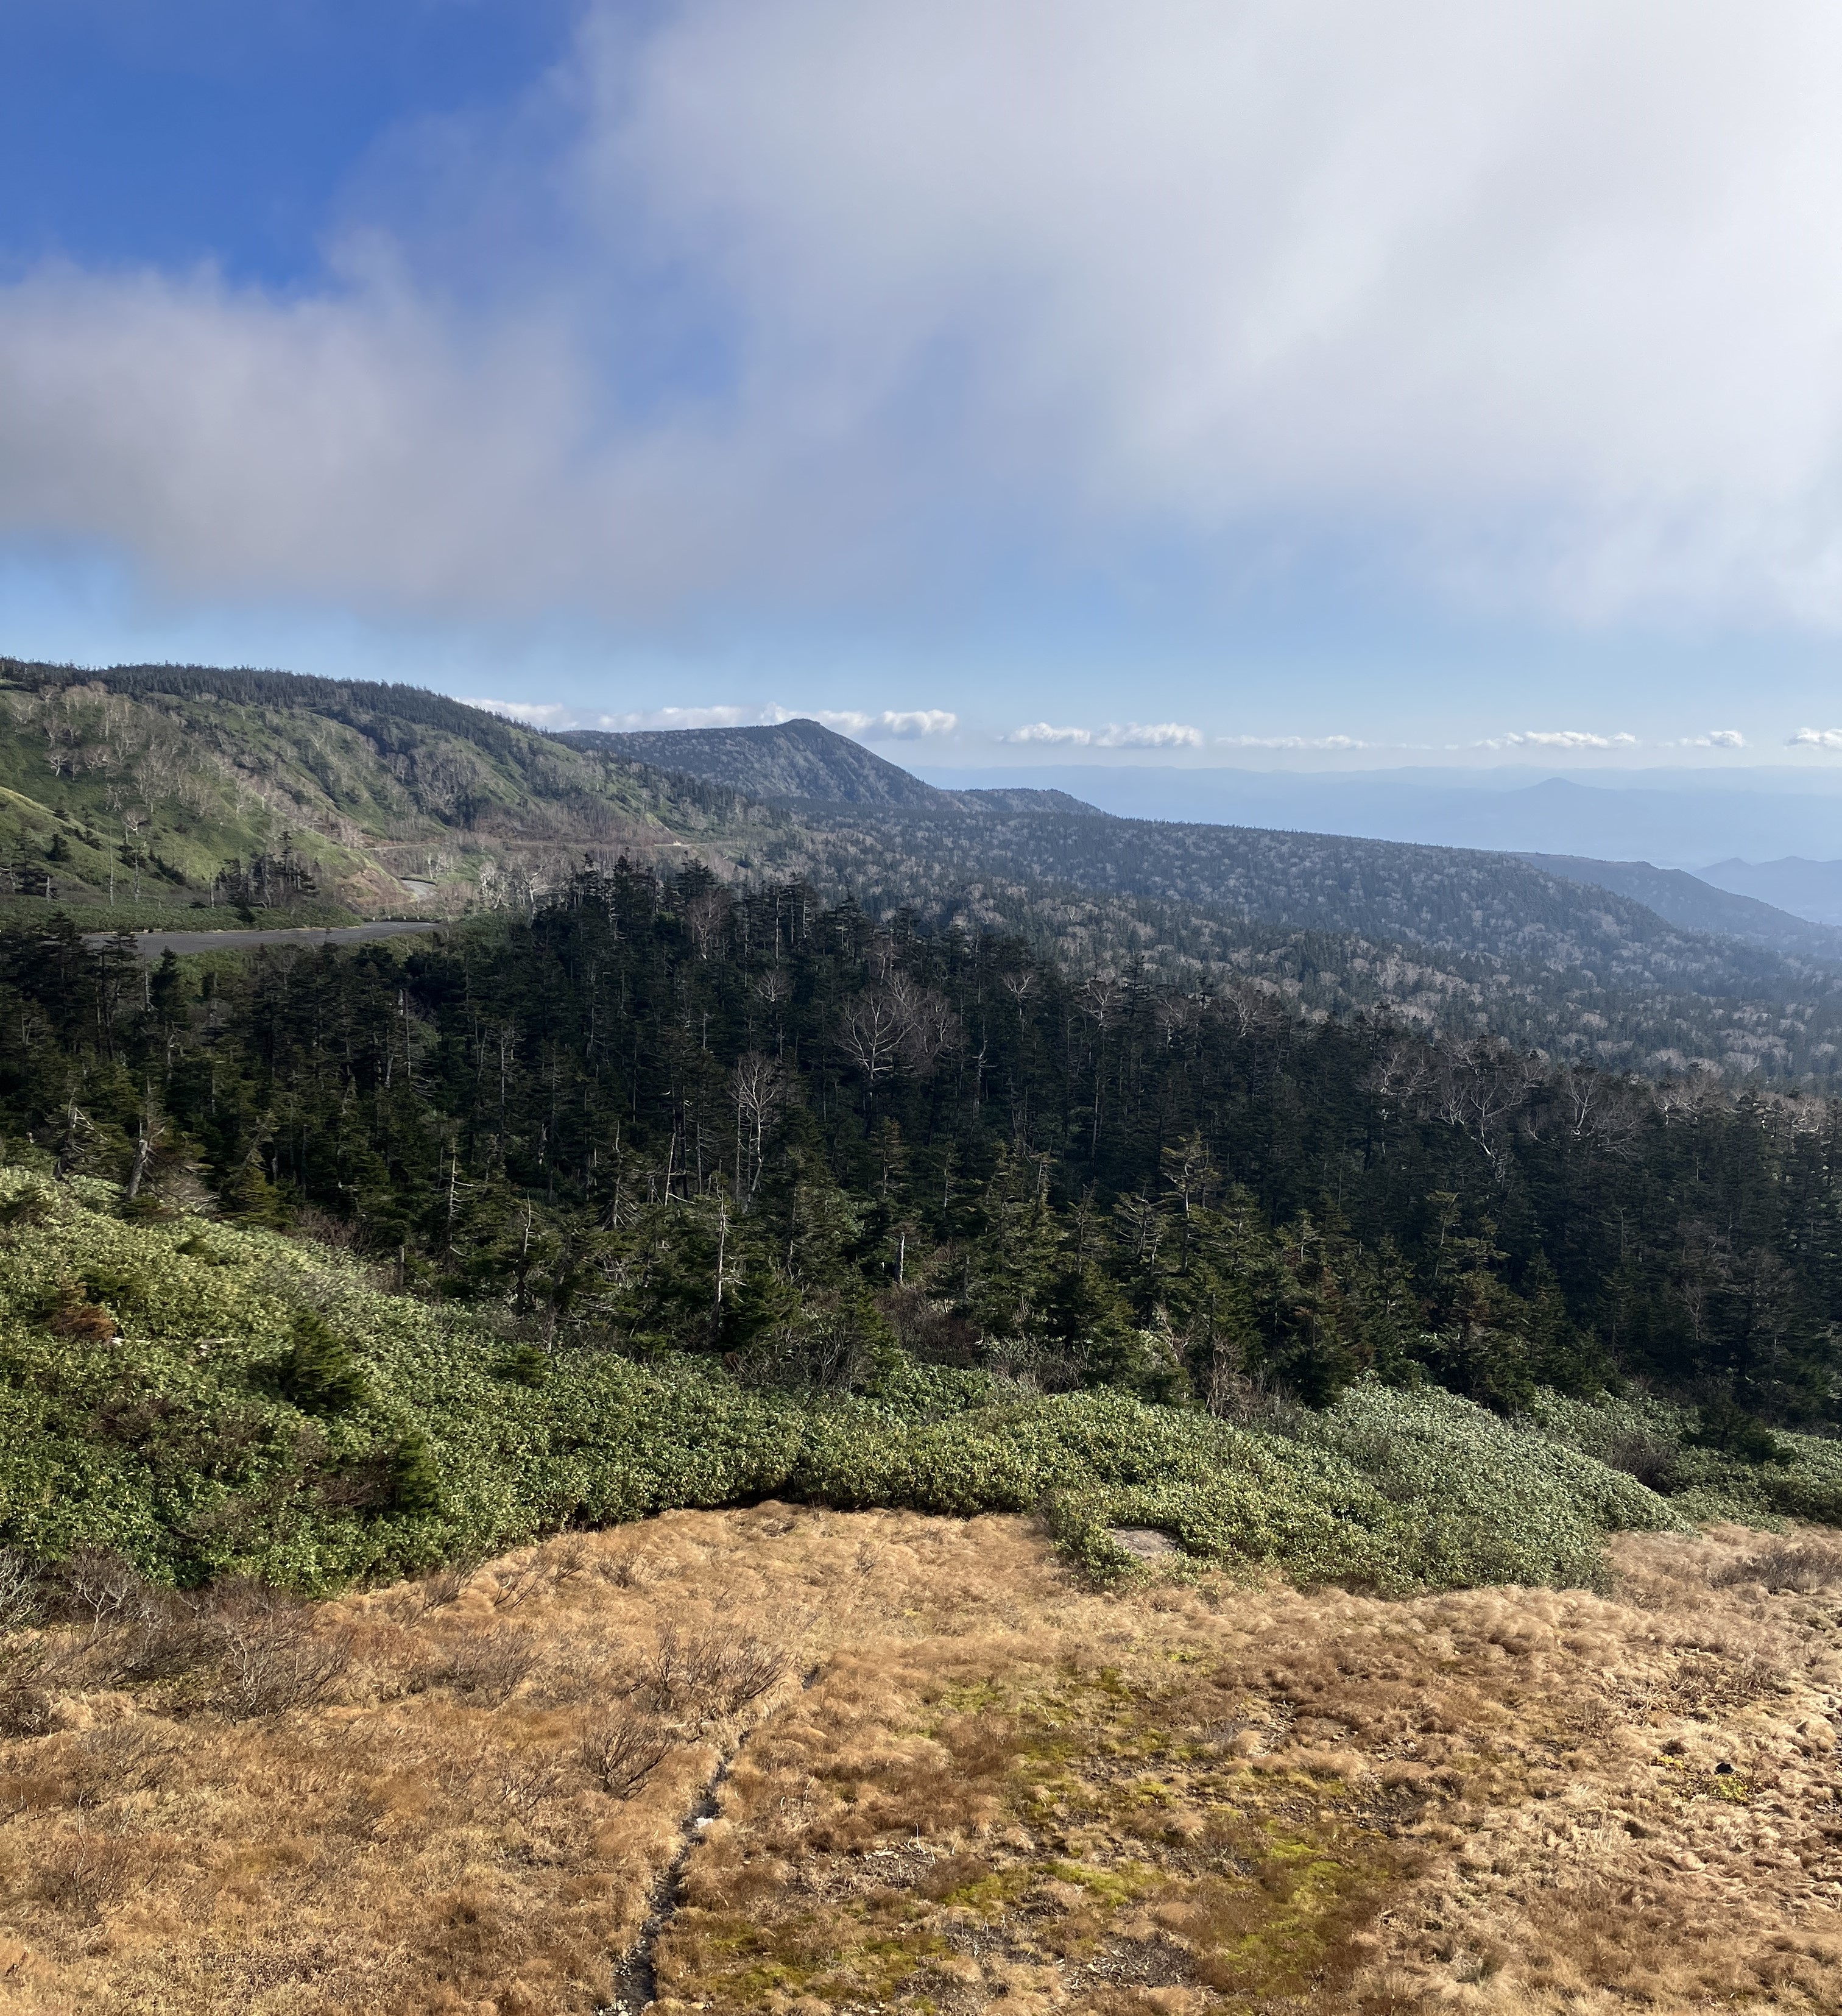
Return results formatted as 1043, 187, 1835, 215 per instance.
1, 1513, 1839, 2015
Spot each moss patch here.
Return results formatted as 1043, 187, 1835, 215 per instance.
657, 1658, 1433, 2013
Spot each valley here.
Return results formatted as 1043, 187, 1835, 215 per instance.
9, 660, 1842, 1079
5, 662, 1842, 2014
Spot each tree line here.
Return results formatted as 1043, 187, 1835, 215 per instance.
3, 860, 1840, 1429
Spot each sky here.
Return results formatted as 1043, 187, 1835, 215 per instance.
5, 1, 1842, 771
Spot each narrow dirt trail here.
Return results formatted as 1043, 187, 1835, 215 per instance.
605, 1658, 823, 2014
603, 1756, 732, 2015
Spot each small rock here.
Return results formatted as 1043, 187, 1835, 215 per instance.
1109, 1526, 1179, 1559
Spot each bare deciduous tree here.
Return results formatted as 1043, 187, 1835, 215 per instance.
730, 1050, 788, 1197
886, 974, 962, 1075
1550, 1067, 1645, 1161
838, 988, 907, 1090
684, 885, 732, 960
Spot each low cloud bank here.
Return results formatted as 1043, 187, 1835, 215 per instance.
7, 4, 1842, 629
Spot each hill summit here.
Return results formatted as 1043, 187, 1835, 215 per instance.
557, 717, 952, 807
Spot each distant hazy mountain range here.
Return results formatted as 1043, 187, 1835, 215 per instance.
1697, 857, 1842, 928
1517, 855, 1842, 960
917, 762, 1842, 884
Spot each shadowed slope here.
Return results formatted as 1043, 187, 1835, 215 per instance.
1522, 852, 1842, 961
559, 718, 953, 808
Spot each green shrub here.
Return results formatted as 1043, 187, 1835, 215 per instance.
1531, 1390, 1842, 1527
497, 1343, 551, 1390
266, 1312, 369, 1415
0, 1167, 1823, 1600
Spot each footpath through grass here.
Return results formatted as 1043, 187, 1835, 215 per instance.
2, 1167, 1838, 1597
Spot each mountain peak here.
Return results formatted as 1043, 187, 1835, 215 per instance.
556, 718, 950, 807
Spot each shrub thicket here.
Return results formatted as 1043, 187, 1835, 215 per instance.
2, 1170, 1776, 1597
1533, 1388, 1842, 1528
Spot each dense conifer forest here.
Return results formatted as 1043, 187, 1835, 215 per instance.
7, 860, 1841, 1433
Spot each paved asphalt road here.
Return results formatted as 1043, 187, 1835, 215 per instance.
86, 921, 443, 960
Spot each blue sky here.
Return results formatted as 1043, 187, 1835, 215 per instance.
5, 1, 1842, 770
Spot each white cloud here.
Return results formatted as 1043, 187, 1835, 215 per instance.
10, 4, 1842, 622
1480, 729, 1640, 750
466, 699, 575, 726
465, 697, 955, 738
1001, 720, 1202, 748
1003, 723, 1094, 745
1790, 727, 1842, 749
1095, 722, 1204, 749
804, 707, 956, 738
1218, 733, 1367, 750
595, 0, 1842, 625
467, 699, 780, 730
1665, 728, 1747, 748
867, 709, 958, 739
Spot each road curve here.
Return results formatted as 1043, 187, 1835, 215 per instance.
86, 920, 443, 961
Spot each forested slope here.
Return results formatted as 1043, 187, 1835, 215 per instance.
10, 864, 1842, 1432
560, 716, 1842, 1077
560, 716, 950, 806
12, 664, 1842, 1079
767, 796, 1827, 991
1522, 850, 1842, 959
753, 799, 1842, 1078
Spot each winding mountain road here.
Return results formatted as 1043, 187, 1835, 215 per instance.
87, 920, 443, 960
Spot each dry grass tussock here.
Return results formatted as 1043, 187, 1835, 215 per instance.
0, 1516, 1837, 2015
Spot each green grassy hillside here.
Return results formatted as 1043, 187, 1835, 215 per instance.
0, 659, 733, 920
7, 1166, 1840, 1598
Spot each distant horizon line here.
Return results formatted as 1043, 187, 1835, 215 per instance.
909, 759, 1842, 780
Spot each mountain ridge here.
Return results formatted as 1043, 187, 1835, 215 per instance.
913, 760, 1842, 863
556, 717, 952, 808
1518, 851, 1842, 960
9, 662, 1842, 1078
1698, 855, 1842, 927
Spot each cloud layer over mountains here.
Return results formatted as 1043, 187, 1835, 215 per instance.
5, 2, 1842, 631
